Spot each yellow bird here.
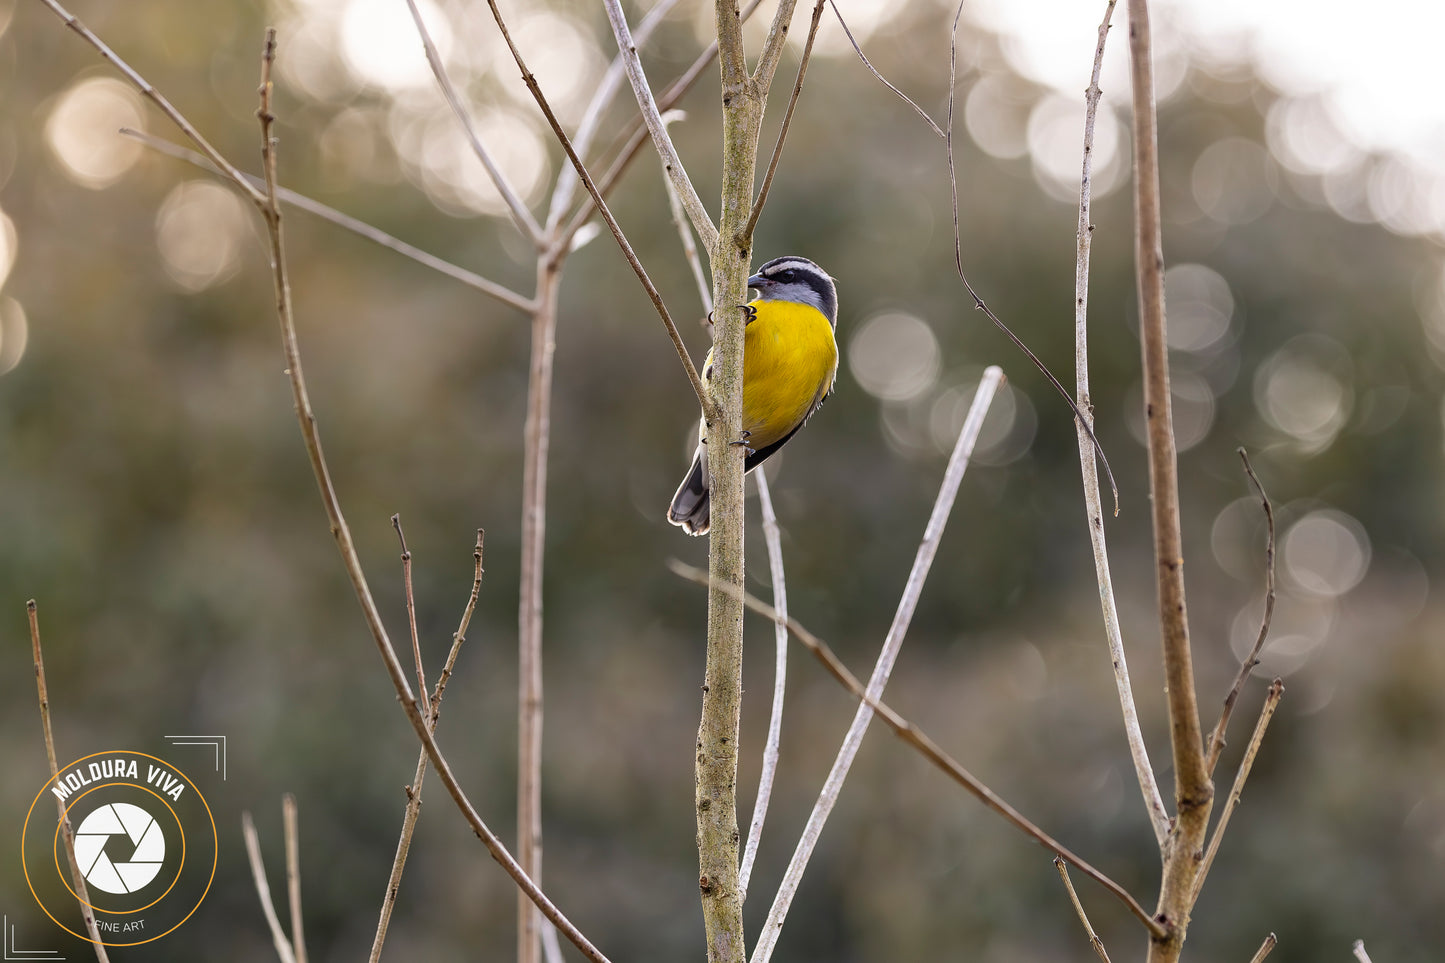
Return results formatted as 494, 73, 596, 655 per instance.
668, 256, 840, 536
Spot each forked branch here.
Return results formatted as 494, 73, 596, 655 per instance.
242, 811, 299, 963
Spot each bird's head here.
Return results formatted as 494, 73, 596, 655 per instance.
747, 256, 838, 328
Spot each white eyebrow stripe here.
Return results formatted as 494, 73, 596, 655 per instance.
762, 259, 821, 277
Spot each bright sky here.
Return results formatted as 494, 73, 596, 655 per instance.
969, 0, 1445, 180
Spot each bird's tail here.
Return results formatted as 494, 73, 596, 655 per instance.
667, 442, 710, 536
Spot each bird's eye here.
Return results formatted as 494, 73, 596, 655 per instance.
778, 270, 795, 282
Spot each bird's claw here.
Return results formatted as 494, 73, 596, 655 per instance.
740, 304, 757, 324
728, 429, 755, 455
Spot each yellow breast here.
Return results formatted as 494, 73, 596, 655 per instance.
735, 298, 838, 449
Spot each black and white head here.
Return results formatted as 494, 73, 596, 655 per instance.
747, 256, 838, 328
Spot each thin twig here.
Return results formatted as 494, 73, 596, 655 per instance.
1249, 933, 1278, 963
283, 794, 307, 963
738, 469, 788, 900
1193, 680, 1283, 902
1352, 940, 1374, 963
433, 530, 485, 715
1129, 2, 1212, 954
602, 0, 718, 252
253, 34, 611, 963
120, 129, 536, 314
369, 532, 485, 963
1069, 0, 1167, 847
828, 0, 943, 138
554, 0, 768, 253
35, 0, 265, 204
404, 0, 543, 246
1205, 449, 1276, 775
28, 601, 111, 962
243, 811, 299, 963
751, 367, 1011, 963
547, 0, 685, 231
393, 515, 429, 722
671, 555, 1165, 940
1055, 855, 1113, 963
485, 0, 714, 423
940, 0, 1119, 514
660, 113, 713, 316
742, 0, 825, 242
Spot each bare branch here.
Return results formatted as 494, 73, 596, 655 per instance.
940, 0, 1118, 514
243, 811, 299, 963
1070, 0, 1168, 847
1194, 680, 1283, 902
253, 34, 612, 963
369, 532, 485, 963
393, 515, 429, 722
547, 0, 686, 231
404, 0, 543, 246
671, 553, 1165, 940
743, 0, 825, 242
751, 0, 801, 92
661, 113, 713, 316
1249, 933, 1278, 963
434, 530, 486, 713
554, 0, 769, 253
738, 469, 788, 900
517, 263, 562, 963
283, 794, 308, 963
602, 0, 718, 251
1352, 940, 1374, 963
828, 0, 943, 138
751, 367, 1009, 963
1055, 855, 1113, 963
122, 128, 535, 314
1205, 449, 1276, 774
484, 0, 715, 423
28, 601, 111, 962
34, 0, 265, 205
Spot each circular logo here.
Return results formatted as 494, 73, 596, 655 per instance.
74, 802, 166, 894
22, 751, 216, 947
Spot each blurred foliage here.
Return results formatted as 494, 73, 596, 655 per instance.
1, 0, 1442, 961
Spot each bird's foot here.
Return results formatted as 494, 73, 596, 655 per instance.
728, 429, 755, 455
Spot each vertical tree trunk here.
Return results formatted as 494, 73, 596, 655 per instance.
696, 3, 763, 959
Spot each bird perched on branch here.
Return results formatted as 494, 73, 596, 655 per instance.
668, 255, 839, 536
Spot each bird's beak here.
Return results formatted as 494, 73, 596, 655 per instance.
746, 273, 767, 291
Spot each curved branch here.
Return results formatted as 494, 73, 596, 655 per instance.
404, 0, 543, 246
602, 0, 719, 252
547, 0, 685, 231
1070, 0, 1168, 847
